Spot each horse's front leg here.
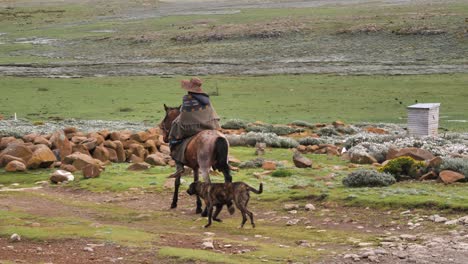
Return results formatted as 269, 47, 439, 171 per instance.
193, 169, 203, 214
170, 174, 181, 209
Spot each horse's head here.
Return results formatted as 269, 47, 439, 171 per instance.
159, 104, 181, 143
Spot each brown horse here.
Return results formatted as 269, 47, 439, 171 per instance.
159, 104, 233, 214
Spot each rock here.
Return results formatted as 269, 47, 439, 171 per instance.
93, 145, 110, 162
393, 147, 435, 161
202, 241, 214, 249
445, 219, 459, 225
350, 152, 377, 164
344, 254, 360, 261
27, 145, 56, 169
428, 214, 448, 223
439, 170, 465, 184
145, 153, 167, 166
33, 136, 51, 147
72, 144, 91, 155
255, 142, 266, 156
113, 141, 126, 162
128, 143, 147, 159
49, 130, 72, 161
81, 138, 98, 151
63, 152, 102, 170
129, 154, 144, 163
82, 164, 102, 179
22, 133, 39, 143
59, 163, 77, 172
293, 152, 312, 168
296, 145, 307, 153
0, 154, 26, 167
400, 234, 417, 241
0, 143, 32, 164
304, 203, 316, 211
284, 204, 299, 210
83, 247, 94, 252
286, 219, 300, 226
426, 156, 443, 168
106, 147, 118, 162
5, 160, 27, 172
63, 127, 78, 134
50, 170, 74, 184
144, 139, 158, 154
332, 120, 345, 127
10, 233, 21, 242
203, 232, 215, 237
229, 156, 241, 165
419, 171, 437, 181
88, 132, 105, 145
127, 162, 151, 171
0, 137, 23, 150
262, 161, 276, 170
130, 131, 150, 143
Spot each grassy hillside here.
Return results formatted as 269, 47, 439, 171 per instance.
1, 73, 467, 130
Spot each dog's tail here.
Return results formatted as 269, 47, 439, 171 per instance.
248, 183, 263, 194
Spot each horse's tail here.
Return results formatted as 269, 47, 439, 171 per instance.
213, 137, 230, 175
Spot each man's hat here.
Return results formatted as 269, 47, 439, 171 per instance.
181, 77, 204, 94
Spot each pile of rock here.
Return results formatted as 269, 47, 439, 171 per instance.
296, 144, 341, 156
0, 127, 172, 180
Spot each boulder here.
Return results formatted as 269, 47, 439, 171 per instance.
93, 145, 110, 162
159, 145, 171, 155
27, 145, 57, 169
103, 140, 117, 150
71, 136, 87, 144
106, 147, 118, 162
0, 143, 33, 164
426, 156, 443, 168
22, 133, 39, 143
33, 136, 51, 147
81, 138, 98, 151
419, 171, 438, 181
63, 127, 78, 134
119, 130, 133, 141
144, 139, 158, 154
293, 152, 312, 168
130, 131, 150, 143
439, 170, 465, 184
72, 144, 91, 155
0, 137, 23, 150
128, 143, 147, 159
60, 164, 78, 172
82, 164, 102, 179
63, 152, 103, 170
97, 129, 110, 139
110, 131, 121, 141
50, 170, 74, 183
49, 131, 73, 161
129, 154, 144, 163
262, 161, 276, 170
393, 147, 435, 161
296, 145, 307, 153
332, 120, 345, 127
145, 153, 167, 166
88, 132, 105, 145
0, 154, 26, 167
5, 160, 27, 172
350, 152, 377, 164
113, 141, 126, 162
127, 162, 151, 171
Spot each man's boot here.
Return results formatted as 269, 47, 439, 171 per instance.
169, 161, 185, 178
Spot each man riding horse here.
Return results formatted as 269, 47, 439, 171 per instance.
168, 77, 221, 176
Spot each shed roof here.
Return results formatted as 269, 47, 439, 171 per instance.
407, 103, 440, 109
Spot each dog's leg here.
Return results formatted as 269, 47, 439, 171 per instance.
170, 174, 181, 209
204, 203, 213, 228
193, 169, 203, 214
212, 205, 223, 222
234, 199, 247, 228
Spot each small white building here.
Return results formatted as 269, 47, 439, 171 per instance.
407, 103, 440, 137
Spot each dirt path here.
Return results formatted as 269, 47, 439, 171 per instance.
1, 185, 467, 263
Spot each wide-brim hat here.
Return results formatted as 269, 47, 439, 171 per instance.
181, 77, 204, 94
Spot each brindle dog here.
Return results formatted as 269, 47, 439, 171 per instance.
187, 181, 263, 228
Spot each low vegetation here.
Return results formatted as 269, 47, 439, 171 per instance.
342, 169, 396, 188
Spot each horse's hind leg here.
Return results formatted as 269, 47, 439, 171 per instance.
200, 166, 210, 217
193, 169, 203, 214
170, 174, 181, 209
222, 167, 232, 183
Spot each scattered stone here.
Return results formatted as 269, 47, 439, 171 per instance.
284, 204, 299, 210
428, 214, 448, 223
204, 232, 215, 237
50, 169, 74, 183
262, 160, 276, 170
82, 163, 102, 178
202, 241, 214, 249
83, 247, 94, 252
10, 233, 21, 242
145, 153, 167, 166
400, 234, 417, 241
344, 254, 360, 261
255, 142, 266, 155
286, 219, 300, 226
293, 152, 312, 168
304, 203, 316, 211
288, 210, 297, 214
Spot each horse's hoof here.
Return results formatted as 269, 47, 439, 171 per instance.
170, 204, 177, 209
195, 208, 203, 214
204, 224, 211, 228
252, 224, 256, 228
213, 218, 223, 222
201, 211, 208, 217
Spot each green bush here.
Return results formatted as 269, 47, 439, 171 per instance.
246, 124, 301, 135
298, 137, 324, 146
271, 169, 293, 177
291, 120, 314, 128
222, 119, 248, 129
378, 156, 425, 181
239, 158, 265, 168
440, 158, 468, 179
317, 127, 339, 137
343, 169, 396, 187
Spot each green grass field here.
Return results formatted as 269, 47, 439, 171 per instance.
1, 73, 467, 130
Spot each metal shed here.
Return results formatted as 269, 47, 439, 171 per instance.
407, 103, 440, 137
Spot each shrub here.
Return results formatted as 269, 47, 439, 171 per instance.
239, 158, 265, 169
226, 132, 299, 148
378, 156, 425, 181
119, 107, 133, 112
343, 169, 396, 187
246, 124, 300, 135
222, 119, 248, 129
37, 88, 49, 92
298, 137, 324, 146
336, 126, 357, 135
317, 126, 339, 137
440, 158, 468, 179
271, 169, 293, 177
290, 120, 314, 128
